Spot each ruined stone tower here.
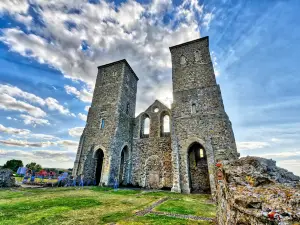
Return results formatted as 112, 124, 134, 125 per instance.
73, 60, 138, 186
169, 37, 238, 193
73, 36, 238, 194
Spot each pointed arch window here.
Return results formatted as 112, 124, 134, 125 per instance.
160, 111, 170, 137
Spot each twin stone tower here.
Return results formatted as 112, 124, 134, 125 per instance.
73, 36, 239, 194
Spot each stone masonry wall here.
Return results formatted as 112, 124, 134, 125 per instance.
131, 100, 173, 188
73, 37, 239, 195
216, 156, 300, 225
170, 36, 238, 193
73, 60, 138, 186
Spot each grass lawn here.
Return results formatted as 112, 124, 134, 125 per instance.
0, 187, 216, 225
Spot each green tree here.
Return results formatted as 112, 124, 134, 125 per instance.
26, 162, 42, 172
3, 159, 23, 172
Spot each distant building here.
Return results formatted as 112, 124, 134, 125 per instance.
73, 36, 239, 194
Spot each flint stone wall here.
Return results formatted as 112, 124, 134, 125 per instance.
132, 100, 173, 189
216, 156, 300, 225
0, 169, 17, 187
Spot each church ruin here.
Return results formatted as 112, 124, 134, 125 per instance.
72, 36, 239, 194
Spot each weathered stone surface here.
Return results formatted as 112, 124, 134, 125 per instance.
216, 156, 300, 225
73, 37, 239, 194
0, 169, 17, 187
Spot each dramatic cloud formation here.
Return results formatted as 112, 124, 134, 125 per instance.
20, 114, 50, 127
65, 85, 93, 103
0, 0, 212, 114
0, 124, 30, 136
0, 138, 78, 148
0, 84, 74, 117
68, 127, 84, 137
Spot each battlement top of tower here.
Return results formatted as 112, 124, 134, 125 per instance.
169, 36, 209, 51
97, 59, 139, 81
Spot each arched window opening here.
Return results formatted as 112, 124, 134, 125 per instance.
140, 114, 150, 138
180, 55, 186, 65
144, 118, 150, 135
191, 104, 196, 114
160, 112, 170, 137
163, 115, 170, 132
100, 118, 105, 129
126, 103, 130, 115
188, 142, 210, 193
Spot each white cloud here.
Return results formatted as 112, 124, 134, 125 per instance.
211, 51, 220, 76
0, 0, 29, 15
0, 124, 30, 135
0, 138, 78, 148
20, 114, 50, 127
68, 127, 84, 137
65, 85, 93, 103
0, 0, 207, 112
78, 113, 87, 121
0, 139, 53, 148
0, 84, 74, 117
6, 117, 12, 120
0, 149, 76, 168
45, 97, 75, 116
84, 106, 90, 112
202, 12, 214, 29
0, 123, 58, 140
237, 141, 271, 151
0, 84, 45, 106
0, 93, 46, 117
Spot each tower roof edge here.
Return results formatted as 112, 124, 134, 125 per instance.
169, 36, 209, 51
97, 59, 139, 81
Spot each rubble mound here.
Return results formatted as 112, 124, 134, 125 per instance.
0, 169, 18, 188
216, 156, 300, 225
224, 156, 300, 187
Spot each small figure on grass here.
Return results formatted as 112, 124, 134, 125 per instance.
72, 175, 77, 187
79, 174, 84, 189
114, 177, 118, 191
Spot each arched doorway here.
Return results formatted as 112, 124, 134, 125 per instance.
188, 142, 210, 193
119, 146, 130, 185
95, 149, 104, 186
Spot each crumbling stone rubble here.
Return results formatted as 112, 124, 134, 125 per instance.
216, 156, 300, 225
0, 169, 17, 187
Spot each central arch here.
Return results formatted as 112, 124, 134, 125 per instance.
94, 149, 104, 186
188, 142, 210, 193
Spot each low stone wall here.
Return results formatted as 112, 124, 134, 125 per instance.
0, 169, 17, 187
216, 156, 300, 225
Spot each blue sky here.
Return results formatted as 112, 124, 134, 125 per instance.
0, 0, 299, 175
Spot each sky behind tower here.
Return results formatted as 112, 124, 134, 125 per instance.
0, 0, 299, 175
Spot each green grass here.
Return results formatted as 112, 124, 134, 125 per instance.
0, 188, 216, 225
154, 194, 216, 218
